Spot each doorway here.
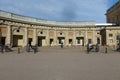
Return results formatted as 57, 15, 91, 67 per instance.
76, 37, 84, 46
13, 35, 23, 47
1, 37, 5, 45
50, 39, 54, 46
58, 37, 65, 45
38, 37, 46, 47
97, 38, 100, 44
28, 38, 32, 46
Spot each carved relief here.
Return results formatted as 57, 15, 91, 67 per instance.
28, 30, 33, 35
1, 27, 7, 33
76, 31, 84, 37
37, 29, 46, 36
57, 31, 65, 37
88, 32, 92, 38
50, 31, 54, 37
13, 28, 24, 35
68, 32, 73, 37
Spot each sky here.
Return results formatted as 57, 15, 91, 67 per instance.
0, 0, 119, 23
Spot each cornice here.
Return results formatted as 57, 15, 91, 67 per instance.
0, 10, 95, 27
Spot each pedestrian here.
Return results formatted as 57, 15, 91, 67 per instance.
61, 41, 63, 48
87, 43, 89, 54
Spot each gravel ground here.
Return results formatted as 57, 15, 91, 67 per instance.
0, 47, 120, 80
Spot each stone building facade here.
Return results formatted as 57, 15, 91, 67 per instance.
1, 2, 120, 48
106, 1, 120, 25
100, 26, 120, 46
100, 1, 120, 47
0, 10, 101, 47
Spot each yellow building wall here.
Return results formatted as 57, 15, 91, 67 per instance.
18, 39, 23, 47
42, 39, 46, 46
88, 32, 92, 38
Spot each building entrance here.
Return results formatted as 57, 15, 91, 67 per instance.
97, 38, 100, 44
13, 35, 23, 47
76, 37, 84, 46
69, 39, 73, 45
50, 39, 54, 46
58, 37, 65, 45
1, 37, 5, 45
38, 37, 46, 47
28, 38, 32, 46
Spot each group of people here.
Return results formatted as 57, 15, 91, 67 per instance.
26, 44, 38, 53
0, 44, 12, 53
87, 43, 99, 53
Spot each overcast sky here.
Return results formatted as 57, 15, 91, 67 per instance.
0, 0, 119, 23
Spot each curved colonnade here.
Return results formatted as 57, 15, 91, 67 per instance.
0, 10, 100, 47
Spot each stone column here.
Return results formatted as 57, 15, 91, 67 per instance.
46, 29, 50, 46
24, 27, 28, 47
54, 29, 57, 46
73, 29, 76, 46
85, 30, 88, 45
6, 25, 11, 46
33, 28, 37, 45
65, 31, 69, 46
92, 29, 96, 44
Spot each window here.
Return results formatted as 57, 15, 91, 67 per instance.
17, 30, 20, 32
60, 32, 62, 35
117, 35, 120, 40
112, 18, 115, 23
117, 15, 119, 21
97, 32, 100, 34
109, 34, 113, 37
40, 31, 43, 34
109, 39, 113, 43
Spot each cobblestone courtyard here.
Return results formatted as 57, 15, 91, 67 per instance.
0, 47, 120, 80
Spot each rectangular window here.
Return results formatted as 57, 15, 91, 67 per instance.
117, 15, 119, 21
109, 39, 113, 43
109, 34, 113, 37
117, 35, 120, 40
112, 18, 115, 23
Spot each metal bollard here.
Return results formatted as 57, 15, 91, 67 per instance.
105, 47, 107, 53
95, 44, 100, 52
34, 46, 37, 54
96, 46, 99, 52
34, 48, 36, 54
87, 49, 89, 54
18, 48, 20, 54
28, 46, 30, 52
